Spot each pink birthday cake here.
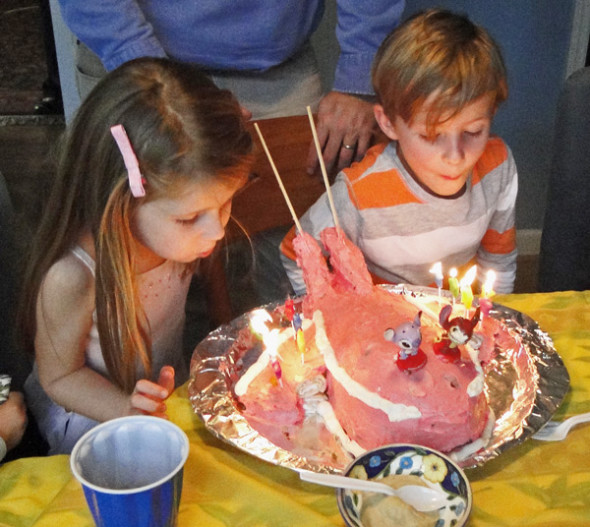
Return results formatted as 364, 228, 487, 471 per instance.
231, 228, 506, 460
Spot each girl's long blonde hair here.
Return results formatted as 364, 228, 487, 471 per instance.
372, 9, 508, 133
18, 58, 253, 392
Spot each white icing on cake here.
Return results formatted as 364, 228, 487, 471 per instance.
313, 310, 422, 422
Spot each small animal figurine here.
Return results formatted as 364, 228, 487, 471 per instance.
384, 311, 427, 372
434, 305, 481, 362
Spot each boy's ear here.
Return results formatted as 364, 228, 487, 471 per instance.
373, 104, 399, 141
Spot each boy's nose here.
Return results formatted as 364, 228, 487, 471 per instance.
442, 136, 465, 164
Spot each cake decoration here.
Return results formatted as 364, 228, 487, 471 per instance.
383, 311, 428, 372
433, 305, 481, 363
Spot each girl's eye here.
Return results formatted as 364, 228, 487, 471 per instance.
465, 129, 483, 138
176, 215, 200, 226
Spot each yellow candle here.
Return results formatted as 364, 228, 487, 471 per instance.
448, 268, 460, 299
459, 266, 477, 310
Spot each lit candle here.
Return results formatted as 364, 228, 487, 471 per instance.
296, 328, 306, 360
266, 329, 283, 387
429, 262, 443, 295
250, 309, 283, 386
448, 268, 460, 300
481, 270, 496, 298
480, 270, 496, 318
293, 312, 306, 362
460, 266, 477, 312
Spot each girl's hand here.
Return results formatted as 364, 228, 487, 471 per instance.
129, 366, 175, 418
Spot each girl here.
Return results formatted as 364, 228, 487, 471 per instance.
19, 57, 254, 454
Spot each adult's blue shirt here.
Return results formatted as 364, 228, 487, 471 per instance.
57, 0, 405, 94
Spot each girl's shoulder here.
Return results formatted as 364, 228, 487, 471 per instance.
41, 249, 95, 313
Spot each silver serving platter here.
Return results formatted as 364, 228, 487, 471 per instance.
188, 285, 570, 473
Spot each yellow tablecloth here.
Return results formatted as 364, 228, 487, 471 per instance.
1, 291, 590, 526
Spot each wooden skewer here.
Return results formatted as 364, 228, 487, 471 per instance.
306, 106, 340, 229
253, 122, 303, 234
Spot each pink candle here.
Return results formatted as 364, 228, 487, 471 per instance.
480, 270, 496, 318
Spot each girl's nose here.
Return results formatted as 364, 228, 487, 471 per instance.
442, 136, 465, 164
201, 211, 226, 241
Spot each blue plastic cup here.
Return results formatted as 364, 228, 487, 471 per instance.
70, 416, 189, 527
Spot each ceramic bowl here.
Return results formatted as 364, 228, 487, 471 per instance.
337, 444, 472, 527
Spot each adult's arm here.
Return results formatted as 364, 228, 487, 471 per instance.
57, 0, 166, 71
306, 0, 405, 175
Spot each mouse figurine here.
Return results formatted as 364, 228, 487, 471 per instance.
384, 311, 427, 372
434, 305, 480, 362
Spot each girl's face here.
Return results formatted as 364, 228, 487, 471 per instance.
131, 174, 247, 269
374, 93, 495, 197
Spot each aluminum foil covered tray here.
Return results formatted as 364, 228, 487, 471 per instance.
188, 285, 569, 473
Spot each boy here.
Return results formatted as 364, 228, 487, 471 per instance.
281, 9, 517, 295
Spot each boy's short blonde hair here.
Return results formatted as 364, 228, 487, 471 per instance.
372, 9, 508, 132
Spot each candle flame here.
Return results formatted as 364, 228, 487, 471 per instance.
250, 309, 280, 358
450, 267, 458, 278
482, 270, 497, 298
429, 262, 443, 278
459, 265, 477, 287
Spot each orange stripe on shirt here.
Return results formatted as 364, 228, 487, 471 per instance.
280, 225, 298, 261
481, 226, 516, 254
343, 144, 423, 210
471, 137, 508, 185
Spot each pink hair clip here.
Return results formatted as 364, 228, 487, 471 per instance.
110, 124, 146, 197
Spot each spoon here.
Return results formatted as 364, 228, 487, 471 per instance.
532, 412, 590, 441
299, 470, 448, 512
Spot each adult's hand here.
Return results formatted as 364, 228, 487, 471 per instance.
0, 392, 28, 451
306, 91, 377, 177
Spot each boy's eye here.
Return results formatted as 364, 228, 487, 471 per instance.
419, 133, 438, 143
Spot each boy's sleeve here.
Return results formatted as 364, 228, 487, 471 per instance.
477, 148, 519, 294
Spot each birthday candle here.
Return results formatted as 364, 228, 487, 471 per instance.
250, 309, 283, 386
429, 262, 443, 290
292, 312, 306, 362
481, 270, 497, 299
460, 266, 477, 311
266, 329, 283, 387
480, 270, 496, 318
296, 328, 306, 357
448, 268, 460, 299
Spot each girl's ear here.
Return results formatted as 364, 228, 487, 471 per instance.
373, 105, 399, 141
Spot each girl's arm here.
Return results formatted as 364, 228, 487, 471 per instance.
35, 255, 172, 422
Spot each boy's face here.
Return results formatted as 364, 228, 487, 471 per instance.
374, 93, 495, 196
